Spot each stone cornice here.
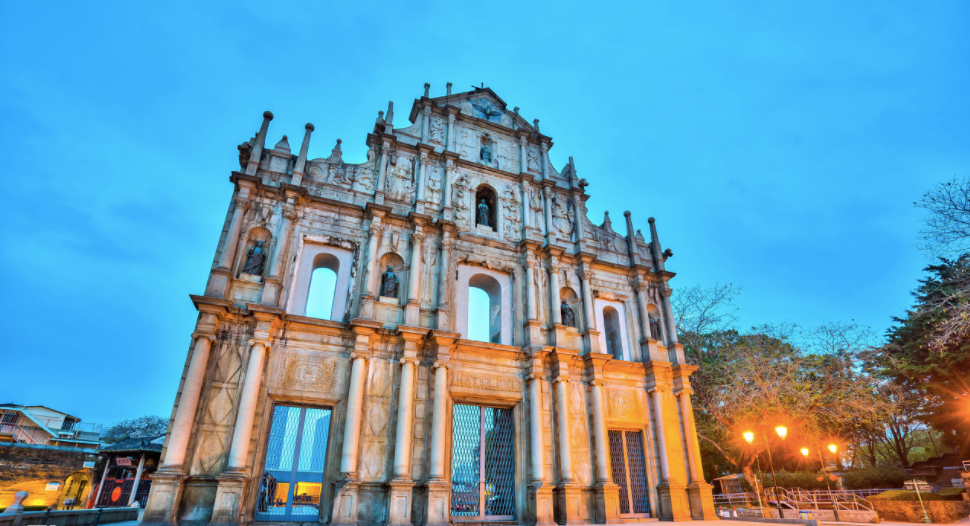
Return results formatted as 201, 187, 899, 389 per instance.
190, 294, 235, 314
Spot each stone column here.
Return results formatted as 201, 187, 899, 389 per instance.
245, 111, 273, 176
435, 233, 453, 331
128, 453, 147, 506
360, 220, 382, 319
661, 285, 679, 345
405, 232, 423, 326
571, 195, 585, 247
340, 353, 369, 475
580, 270, 596, 331
392, 358, 417, 480
162, 333, 215, 469
290, 123, 314, 186
416, 151, 428, 210
650, 388, 670, 482
428, 363, 450, 480
589, 381, 611, 483
554, 376, 573, 483
209, 339, 269, 526
681, 387, 718, 520
549, 262, 562, 326
677, 390, 702, 482
540, 142, 550, 181
524, 258, 538, 321
528, 374, 545, 482
262, 204, 298, 307
216, 197, 250, 271
520, 181, 532, 229
375, 140, 392, 203
446, 113, 456, 152
420, 105, 431, 143
542, 187, 554, 240
225, 340, 269, 471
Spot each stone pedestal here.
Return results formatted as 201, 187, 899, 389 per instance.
261, 277, 281, 306
593, 482, 624, 524
205, 268, 232, 299
529, 482, 556, 526
643, 338, 665, 362
387, 479, 415, 526
331, 480, 361, 526
584, 329, 602, 354
686, 481, 719, 520
525, 319, 543, 346
360, 294, 375, 320
207, 469, 247, 526
141, 468, 186, 526
554, 483, 584, 525
658, 482, 692, 522
552, 323, 569, 348
405, 301, 421, 326
426, 481, 452, 526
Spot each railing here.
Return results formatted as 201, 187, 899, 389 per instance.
0, 423, 52, 445
713, 492, 758, 507
767, 488, 875, 512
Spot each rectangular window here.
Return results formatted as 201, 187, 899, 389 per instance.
255, 405, 332, 521
451, 404, 515, 520
1, 412, 17, 424
608, 430, 651, 517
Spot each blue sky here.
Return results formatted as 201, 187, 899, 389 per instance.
1, 1, 967, 428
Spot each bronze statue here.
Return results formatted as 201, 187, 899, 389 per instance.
477, 199, 490, 227
242, 240, 265, 275
480, 142, 492, 163
380, 265, 399, 298
649, 314, 662, 341
561, 299, 575, 328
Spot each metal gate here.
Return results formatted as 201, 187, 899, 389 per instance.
255, 405, 332, 521
451, 404, 515, 520
608, 430, 651, 517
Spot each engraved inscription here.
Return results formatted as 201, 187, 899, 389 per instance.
278, 357, 337, 391
451, 372, 523, 392
607, 388, 641, 419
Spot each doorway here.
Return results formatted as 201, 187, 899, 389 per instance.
608, 430, 651, 517
450, 404, 515, 521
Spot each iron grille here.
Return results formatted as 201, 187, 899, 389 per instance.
452, 404, 515, 520
609, 430, 651, 517
255, 405, 331, 522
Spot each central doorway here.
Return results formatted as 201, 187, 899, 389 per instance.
255, 405, 332, 521
608, 430, 652, 518
451, 404, 515, 521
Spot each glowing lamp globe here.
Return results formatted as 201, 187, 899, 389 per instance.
828, 444, 837, 453
800, 448, 809, 457
775, 426, 787, 439
743, 432, 754, 444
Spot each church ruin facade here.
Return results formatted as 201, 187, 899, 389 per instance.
142, 85, 717, 526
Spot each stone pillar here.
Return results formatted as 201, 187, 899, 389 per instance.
549, 261, 562, 326
519, 135, 528, 174
442, 155, 456, 220
290, 123, 314, 186
162, 333, 215, 469
435, 232, 453, 331
128, 453, 147, 506
554, 376, 573, 483
388, 356, 417, 526
650, 388, 670, 482
580, 270, 596, 331
416, 151, 428, 213
520, 181, 532, 229
590, 380, 622, 524
681, 387, 718, 520
446, 113, 456, 152
661, 284, 679, 345
209, 339, 269, 526
428, 363, 450, 480
332, 352, 369, 526
525, 258, 538, 321
529, 372, 556, 526
420, 105, 431, 144
405, 231, 423, 326
262, 204, 298, 307
542, 187, 554, 242
215, 197, 250, 271
375, 140, 392, 204
571, 195, 585, 249
360, 220, 382, 319
651, 386, 691, 521
540, 142, 550, 181
245, 111, 273, 176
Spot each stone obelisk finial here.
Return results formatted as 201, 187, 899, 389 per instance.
291, 123, 314, 186
246, 111, 274, 175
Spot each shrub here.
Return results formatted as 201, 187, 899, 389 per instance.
761, 471, 830, 490
869, 489, 965, 501
841, 465, 908, 489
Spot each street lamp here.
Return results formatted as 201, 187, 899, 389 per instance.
743, 431, 766, 518
762, 426, 787, 515
775, 426, 787, 440
803, 445, 841, 522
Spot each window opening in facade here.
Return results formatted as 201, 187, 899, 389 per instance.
255, 405, 332, 521
305, 267, 337, 319
451, 404, 515, 520
467, 274, 502, 344
608, 430, 651, 517
603, 306, 623, 359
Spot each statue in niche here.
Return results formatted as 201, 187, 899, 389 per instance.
529, 190, 544, 227
427, 165, 441, 204
380, 266, 399, 298
480, 142, 492, 163
477, 199, 490, 227
561, 299, 576, 328
649, 313, 663, 341
242, 240, 266, 276
527, 146, 541, 173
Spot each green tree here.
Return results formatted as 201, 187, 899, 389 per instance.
101, 415, 168, 444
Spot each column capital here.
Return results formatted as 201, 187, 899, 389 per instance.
541, 142, 549, 152
399, 357, 418, 366
248, 338, 270, 350
233, 196, 252, 210
553, 375, 569, 385
350, 352, 370, 362
675, 386, 694, 397
581, 269, 593, 281
432, 361, 451, 370
528, 372, 543, 381
411, 232, 424, 245
191, 332, 218, 343
590, 379, 605, 387
648, 384, 668, 394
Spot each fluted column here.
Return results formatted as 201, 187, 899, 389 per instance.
529, 373, 545, 482
442, 159, 454, 212
446, 113, 456, 152
549, 262, 562, 326
416, 152, 428, 204
518, 136, 528, 173
661, 285, 679, 345
554, 376, 573, 483
679, 388, 705, 482
635, 283, 653, 339
420, 105, 431, 144
540, 142, 550, 181
226, 339, 269, 470
520, 181, 531, 229
216, 197, 250, 270
589, 381, 611, 483
525, 258, 538, 321
340, 353, 369, 475
650, 388, 671, 482
392, 358, 417, 479
580, 270, 596, 331
542, 187, 554, 238
428, 363, 449, 480
162, 333, 215, 469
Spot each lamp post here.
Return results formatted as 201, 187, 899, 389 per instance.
744, 432, 767, 518
763, 426, 786, 516
802, 445, 840, 522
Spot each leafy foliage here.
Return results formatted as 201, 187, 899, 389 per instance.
840, 465, 907, 489
101, 415, 168, 444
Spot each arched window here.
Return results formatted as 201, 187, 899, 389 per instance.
468, 274, 502, 343
603, 306, 623, 359
475, 187, 497, 231
304, 253, 340, 320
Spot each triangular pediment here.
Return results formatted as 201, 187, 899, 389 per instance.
407, 86, 541, 136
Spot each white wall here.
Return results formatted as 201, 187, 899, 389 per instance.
595, 298, 631, 361
287, 243, 354, 321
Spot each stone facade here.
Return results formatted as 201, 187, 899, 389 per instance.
142, 85, 716, 526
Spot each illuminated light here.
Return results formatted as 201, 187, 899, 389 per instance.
800, 448, 809, 457
775, 426, 787, 439
743, 431, 754, 444
828, 444, 837, 453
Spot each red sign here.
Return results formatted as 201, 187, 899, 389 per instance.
115, 458, 132, 466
